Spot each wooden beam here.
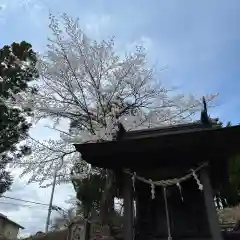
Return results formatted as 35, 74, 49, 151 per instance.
123, 174, 133, 240
200, 167, 223, 240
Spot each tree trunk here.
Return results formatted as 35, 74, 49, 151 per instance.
100, 170, 115, 225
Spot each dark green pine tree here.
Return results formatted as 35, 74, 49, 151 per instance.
0, 41, 38, 194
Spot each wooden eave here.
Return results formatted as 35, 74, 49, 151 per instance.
75, 125, 240, 170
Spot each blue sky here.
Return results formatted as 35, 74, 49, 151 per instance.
1, 0, 240, 236
1, 0, 240, 123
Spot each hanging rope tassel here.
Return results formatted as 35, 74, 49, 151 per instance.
191, 169, 203, 191
132, 172, 136, 192
149, 179, 155, 199
163, 187, 172, 240
176, 182, 184, 202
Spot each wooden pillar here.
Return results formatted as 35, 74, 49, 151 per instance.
123, 174, 134, 240
200, 168, 223, 240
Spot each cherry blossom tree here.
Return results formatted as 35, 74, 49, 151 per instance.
9, 13, 217, 187
51, 207, 76, 230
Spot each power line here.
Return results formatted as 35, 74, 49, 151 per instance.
0, 201, 49, 210
1, 195, 49, 206
0, 201, 65, 213
0, 196, 64, 211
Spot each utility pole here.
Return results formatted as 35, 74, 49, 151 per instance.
45, 171, 57, 232
45, 154, 65, 233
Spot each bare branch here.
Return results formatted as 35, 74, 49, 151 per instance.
11, 13, 218, 185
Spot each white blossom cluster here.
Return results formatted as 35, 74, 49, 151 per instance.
9, 13, 218, 186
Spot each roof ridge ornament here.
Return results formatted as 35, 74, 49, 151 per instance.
115, 122, 126, 141
200, 96, 212, 127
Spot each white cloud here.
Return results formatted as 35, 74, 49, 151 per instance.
0, 173, 75, 236
0, 4, 6, 11
1, 118, 76, 236
125, 36, 153, 53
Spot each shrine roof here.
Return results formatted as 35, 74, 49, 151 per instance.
119, 122, 211, 140
74, 123, 240, 169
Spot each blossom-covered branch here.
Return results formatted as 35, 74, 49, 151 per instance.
10, 13, 218, 185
